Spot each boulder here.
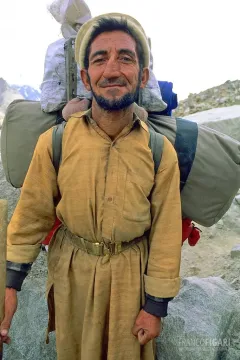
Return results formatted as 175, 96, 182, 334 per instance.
156, 277, 240, 360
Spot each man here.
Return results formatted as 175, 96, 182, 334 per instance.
0, 13, 182, 360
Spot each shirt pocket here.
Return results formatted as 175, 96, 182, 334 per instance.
123, 170, 153, 223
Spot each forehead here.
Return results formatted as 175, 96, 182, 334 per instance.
89, 30, 137, 54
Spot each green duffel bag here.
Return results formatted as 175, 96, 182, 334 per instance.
147, 113, 240, 226
1, 100, 240, 227
0, 99, 62, 188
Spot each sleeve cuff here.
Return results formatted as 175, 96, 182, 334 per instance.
143, 297, 169, 317
6, 269, 29, 291
7, 243, 41, 263
144, 274, 181, 297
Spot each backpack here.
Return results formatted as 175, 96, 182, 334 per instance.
2, 99, 240, 227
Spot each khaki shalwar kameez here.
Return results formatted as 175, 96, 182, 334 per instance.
7, 108, 182, 360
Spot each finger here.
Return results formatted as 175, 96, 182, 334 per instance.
0, 334, 11, 344
0, 329, 8, 337
0, 316, 13, 333
132, 323, 141, 337
138, 329, 150, 345
69, 98, 82, 103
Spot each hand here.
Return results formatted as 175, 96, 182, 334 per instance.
62, 98, 90, 120
132, 309, 162, 345
0, 288, 18, 345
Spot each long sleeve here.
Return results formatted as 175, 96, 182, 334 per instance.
144, 136, 182, 298
7, 128, 59, 264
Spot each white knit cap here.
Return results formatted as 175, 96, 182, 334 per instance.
75, 13, 150, 69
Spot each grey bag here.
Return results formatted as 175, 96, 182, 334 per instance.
148, 113, 240, 227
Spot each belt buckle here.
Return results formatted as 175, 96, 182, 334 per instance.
108, 242, 122, 255
93, 242, 104, 256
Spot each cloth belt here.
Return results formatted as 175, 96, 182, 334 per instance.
63, 226, 144, 256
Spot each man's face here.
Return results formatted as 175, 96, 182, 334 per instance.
81, 30, 149, 110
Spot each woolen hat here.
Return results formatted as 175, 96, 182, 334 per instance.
75, 12, 150, 69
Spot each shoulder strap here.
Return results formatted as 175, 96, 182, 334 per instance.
175, 118, 198, 191
148, 127, 164, 174
52, 122, 163, 175
52, 121, 66, 174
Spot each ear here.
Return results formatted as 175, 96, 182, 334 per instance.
81, 69, 91, 91
139, 68, 149, 89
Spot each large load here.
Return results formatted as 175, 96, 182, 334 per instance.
1, 100, 240, 227
40, 0, 167, 114
40, 0, 92, 113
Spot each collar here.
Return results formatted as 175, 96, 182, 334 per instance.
82, 103, 149, 132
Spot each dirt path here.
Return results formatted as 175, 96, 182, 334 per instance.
181, 200, 240, 290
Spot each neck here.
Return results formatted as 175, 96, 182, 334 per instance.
91, 100, 134, 140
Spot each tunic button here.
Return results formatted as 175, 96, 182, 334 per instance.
107, 196, 113, 202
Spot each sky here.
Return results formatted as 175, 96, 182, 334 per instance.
0, 0, 239, 100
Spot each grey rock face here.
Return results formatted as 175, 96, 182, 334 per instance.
156, 277, 240, 360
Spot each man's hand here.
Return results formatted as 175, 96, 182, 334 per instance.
0, 288, 18, 345
62, 98, 90, 120
132, 309, 162, 345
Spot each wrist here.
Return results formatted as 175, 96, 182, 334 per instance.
6, 287, 17, 295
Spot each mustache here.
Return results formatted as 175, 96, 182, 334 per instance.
98, 78, 127, 87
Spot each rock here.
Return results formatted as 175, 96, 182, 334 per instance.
156, 277, 240, 360
231, 244, 240, 258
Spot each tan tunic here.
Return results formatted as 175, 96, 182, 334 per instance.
7, 109, 182, 360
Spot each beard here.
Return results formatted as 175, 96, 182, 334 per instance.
88, 74, 142, 111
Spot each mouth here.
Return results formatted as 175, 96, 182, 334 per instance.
101, 84, 124, 88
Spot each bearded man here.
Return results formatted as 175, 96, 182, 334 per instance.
0, 13, 182, 360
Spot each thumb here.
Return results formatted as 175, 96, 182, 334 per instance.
0, 319, 10, 335
0, 329, 8, 336
137, 328, 149, 345
0, 311, 14, 335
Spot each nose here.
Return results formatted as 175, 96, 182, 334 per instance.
102, 56, 121, 79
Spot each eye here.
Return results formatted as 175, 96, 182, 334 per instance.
119, 56, 133, 63
93, 58, 105, 64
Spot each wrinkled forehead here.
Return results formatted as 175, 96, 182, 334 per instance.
89, 30, 137, 56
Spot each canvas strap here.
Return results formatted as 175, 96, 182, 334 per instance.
175, 118, 198, 192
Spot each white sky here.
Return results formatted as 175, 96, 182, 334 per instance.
0, 0, 239, 100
